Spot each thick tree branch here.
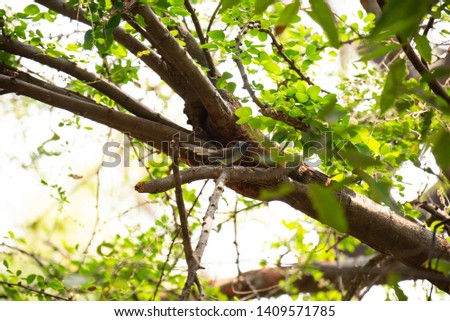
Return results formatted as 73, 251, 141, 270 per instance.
212, 256, 449, 299
136, 165, 450, 293
35, 0, 191, 99
0, 74, 196, 151
0, 36, 187, 132
132, 5, 233, 122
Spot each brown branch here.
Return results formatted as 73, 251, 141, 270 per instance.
180, 170, 229, 300
132, 5, 233, 121
0, 281, 72, 301
398, 36, 450, 107
259, 28, 330, 94
172, 138, 199, 301
213, 256, 448, 299
183, 0, 217, 78
0, 74, 198, 152
234, 23, 267, 109
35, 0, 190, 99
0, 35, 186, 132
135, 166, 292, 194
205, 2, 222, 42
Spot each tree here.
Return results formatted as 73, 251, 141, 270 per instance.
0, 0, 449, 301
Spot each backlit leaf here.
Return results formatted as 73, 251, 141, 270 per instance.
308, 184, 348, 232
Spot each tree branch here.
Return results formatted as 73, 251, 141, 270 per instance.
132, 5, 233, 122
136, 165, 450, 293
398, 36, 450, 107
0, 280, 72, 301
0, 74, 197, 152
180, 170, 229, 300
212, 256, 449, 299
0, 36, 186, 132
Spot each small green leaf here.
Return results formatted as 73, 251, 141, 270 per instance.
24, 4, 40, 16
414, 34, 432, 63
235, 106, 253, 118
262, 60, 281, 74
106, 13, 121, 30
308, 184, 348, 232
309, 0, 339, 48
26, 274, 36, 284
296, 92, 309, 103
307, 85, 321, 99
380, 59, 407, 113
207, 30, 225, 41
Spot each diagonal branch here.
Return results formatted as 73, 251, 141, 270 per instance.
0, 36, 186, 132
35, 0, 190, 99
0, 74, 195, 150
132, 5, 233, 122
397, 36, 450, 107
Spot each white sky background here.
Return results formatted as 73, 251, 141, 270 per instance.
0, 0, 447, 301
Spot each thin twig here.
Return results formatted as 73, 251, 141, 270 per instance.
232, 198, 242, 276
180, 170, 230, 300
234, 22, 267, 109
0, 280, 72, 301
259, 28, 330, 94
173, 137, 199, 300
398, 35, 450, 107
343, 253, 386, 301
205, 1, 222, 42
152, 227, 181, 300
0, 243, 47, 272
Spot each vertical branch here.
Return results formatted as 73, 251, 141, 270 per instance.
180, 169, 229, 300
171, 138, 195, 265
232, 198, 242, 276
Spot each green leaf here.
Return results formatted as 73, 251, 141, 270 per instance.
26, 274, 36, 284
308, 184, 348, 232
309, 0, 339, 48
339, 150, 382, 169
207, 30, 225, 41
221, 0, 240, 11
106, 13, 121, 30
414, 34, 432, 63
359, 43, 401, 62
275, 1, 300, 34
255, 0, 275, 14
262, 60, 281, 74
431, 129, 450, 171
370, 0, 435, 40
235, 106, 253, 118
24, 4, 40, 16
380, 59, 407, 113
